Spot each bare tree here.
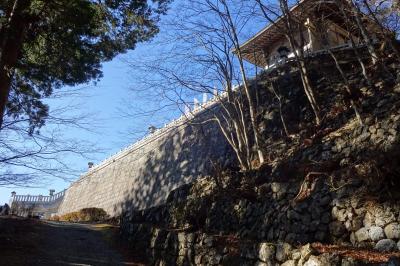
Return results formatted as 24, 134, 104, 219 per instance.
330, 0, 399, 83
314, 12, 364, 125
0, 88, 100, 187
255, 0, 322, 125
214, 0, 265, 165
360, 0, 400, 61
330, 0, 374, 87
337, 0, 398, 79
125, 0, 267, 170
269, 81, 291, 137
349, 0, 381, 65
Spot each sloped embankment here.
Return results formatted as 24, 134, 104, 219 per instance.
121, 60, 400, 265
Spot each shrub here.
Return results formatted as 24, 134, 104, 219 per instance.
79, 208, 108, 222
60, 211, 80, 222
49, 215, 60, 221
58, 208, 108, 223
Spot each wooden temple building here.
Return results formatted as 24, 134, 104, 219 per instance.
238, 0, 380, 69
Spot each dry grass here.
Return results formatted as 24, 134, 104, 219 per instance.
312, 242, 400, 263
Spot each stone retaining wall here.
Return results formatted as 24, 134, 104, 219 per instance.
121, 82, 400, 241
58, 108, 234, 216
120, 78, 400, 265
121, 175, 400, 264
123, 222, 400, 265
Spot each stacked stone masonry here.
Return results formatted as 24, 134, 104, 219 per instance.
124, 223, 400, 265
122, 176, 400, 265
56, 53, 400, 264
58, 57, 400, 219
58, 107, 234, 216
120, 66, 400, 265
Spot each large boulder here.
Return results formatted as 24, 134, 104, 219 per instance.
281, 260, 296, 266
369, 226, 385, 241
303, 254, 335, 266
375, 239, 397, 252
258, 243, 275, 263
303, 255, 323, 266
355, 227, 370, 242
276, 243, 292, 262
385, 223, 400, 239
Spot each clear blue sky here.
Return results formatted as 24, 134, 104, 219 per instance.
0, 0, 266, 205
0, 56, 143, 204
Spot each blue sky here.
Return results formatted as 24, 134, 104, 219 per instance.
0, 57, 135, 204
0, 0, 267, 205
0, 51, 184, 204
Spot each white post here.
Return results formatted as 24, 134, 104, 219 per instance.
9, 192, 16, 206
184, 105, 190, 114
193, 98, 199, 110
213, 87, 218, 97
202, 93, 208, 104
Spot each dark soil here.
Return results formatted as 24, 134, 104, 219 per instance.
0, 216, 144, 266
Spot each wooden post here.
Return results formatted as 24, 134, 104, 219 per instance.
306, 18, 313, 52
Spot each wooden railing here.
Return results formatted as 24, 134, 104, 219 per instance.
11, 190, 66, 204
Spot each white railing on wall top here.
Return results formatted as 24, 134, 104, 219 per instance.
82, 85, 240, 178
11, 190, 66, 204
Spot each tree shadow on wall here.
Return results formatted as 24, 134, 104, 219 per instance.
112, 111, 235, 216
114, 59, 400, 233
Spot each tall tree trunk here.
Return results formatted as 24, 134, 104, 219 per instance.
0, 0, 30, 130
328, 49, 363, 125
315, 15, 363, 125
270, 82, 290, 137
222, 0, 265, 166
334, 0, 373, 87
279, 0, 321, 125
350, 1, 395, 80
362, 0, 400, 62
256, 0, 321, 124
349, 0, 379, 64
237, 53, 265, 165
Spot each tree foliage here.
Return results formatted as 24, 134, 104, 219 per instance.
0, 0, 170, 133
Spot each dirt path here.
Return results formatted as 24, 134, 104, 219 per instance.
0, 217, 143, 266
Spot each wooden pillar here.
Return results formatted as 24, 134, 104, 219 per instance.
262, 49, 270, 69
306, 17, 314, 52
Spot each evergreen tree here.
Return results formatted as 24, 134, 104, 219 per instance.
0, 0, 170, 133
